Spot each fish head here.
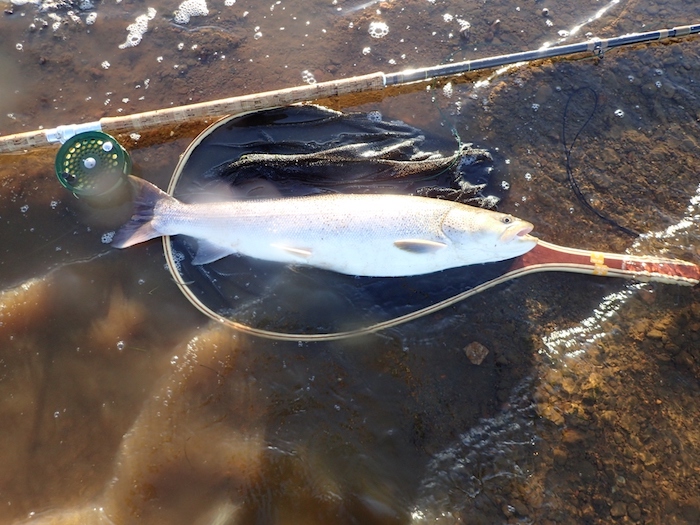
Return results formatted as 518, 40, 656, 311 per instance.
442, 205, 538, 264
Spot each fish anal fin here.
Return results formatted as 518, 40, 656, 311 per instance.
393, 239, 447, 254
192, 240, 236, 265
271, 244, 313, 259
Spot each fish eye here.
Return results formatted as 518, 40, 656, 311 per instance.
501, 216, 513, 224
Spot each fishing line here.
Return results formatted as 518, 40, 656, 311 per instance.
562, 87, 639, 237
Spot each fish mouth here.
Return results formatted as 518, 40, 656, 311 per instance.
500, 222, 534, 242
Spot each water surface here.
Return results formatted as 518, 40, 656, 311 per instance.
1, 0, 699, 523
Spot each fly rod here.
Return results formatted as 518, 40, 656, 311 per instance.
1, 23, 699, 154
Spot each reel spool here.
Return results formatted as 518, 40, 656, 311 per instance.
55, 131, 132, 202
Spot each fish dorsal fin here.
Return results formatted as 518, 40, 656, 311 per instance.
271, 244, 313, 259
393, 239, 447, 254
192, 240, 236, 265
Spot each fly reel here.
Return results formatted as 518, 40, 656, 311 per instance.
55, 131, 132, 202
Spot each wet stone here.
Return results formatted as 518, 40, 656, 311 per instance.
646, 328, 664, 340
588, 170, 614, 190
534, 84, 553, 105
561, 428, 586, 444
464, 341, 489, 365
538, 403, 565, 425
673, 350, 695, 368
601, 147, 620, 165
610, 501, 627, 518
641, 82, 658, 97
511, 499, 529, 517
627, 502, 642, 521
664, 342, 681, 355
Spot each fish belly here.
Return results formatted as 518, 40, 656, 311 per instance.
170, 194, 466, 277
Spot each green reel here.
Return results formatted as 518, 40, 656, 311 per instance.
55, 131, 132, 198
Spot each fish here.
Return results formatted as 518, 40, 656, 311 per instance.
111, 176, 538, 277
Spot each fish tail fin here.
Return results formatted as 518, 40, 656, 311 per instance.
111, 176, 174, 248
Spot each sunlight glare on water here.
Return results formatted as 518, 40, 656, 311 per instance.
0, 0, 700, 523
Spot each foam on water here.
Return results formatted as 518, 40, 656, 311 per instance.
368, 20, 389, 38
119, 7, 157, 49
173, 0, 209, 24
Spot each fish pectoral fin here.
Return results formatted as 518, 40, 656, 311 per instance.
271, 244, 313, 259
393, 239, 447, 254
192, 240, 236, 265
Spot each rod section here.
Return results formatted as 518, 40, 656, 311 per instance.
1, 24, 698, 154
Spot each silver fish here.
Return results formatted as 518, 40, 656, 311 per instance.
112, 177, 538, 277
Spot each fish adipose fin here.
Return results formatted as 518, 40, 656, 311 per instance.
393, 239, 447, 254
271, 244, 313, 259
112, 176, 173, 249
192, 240, 237, 265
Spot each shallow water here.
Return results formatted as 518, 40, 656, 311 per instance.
1, 0, 700, 523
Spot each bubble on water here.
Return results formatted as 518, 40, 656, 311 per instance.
655, 80, 662, 89
168, 249, 186, 272
301, 69, 316, 84
254, 28, 263, 39
442, 82, 453, 98
224, 0, 235, 5
85, 12, 97, 24
116, 340, 125, 351
531, 103, 540, 111
614, 109, 624, 118
101, 231, 115, 244
501, 181, 510, 190
50, 200, 58, 209
368, 21, 389, 38
524, 172, 532, 181
628, 75, 634, 82
558, 30, 569, 38
130, 132, 141, 141
54, 411, 60, 418
456, 18, 470, 36
545, 19, 553, 27
362, 46, 371, 55
443, 13, 453, 22
20, 204, 29, 213
174, 0, 208, 24
654, 68, 663, 76
119, 8, 156, 49
367, 110, 382, 122
15, 43, 23, 51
